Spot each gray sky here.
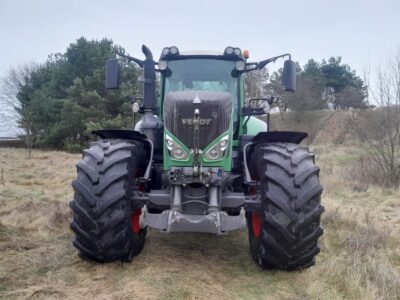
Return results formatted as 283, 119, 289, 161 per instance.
0, 0, 399, 136
1, 0, 399, 74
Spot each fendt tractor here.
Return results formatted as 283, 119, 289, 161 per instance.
70, 45, 324, 270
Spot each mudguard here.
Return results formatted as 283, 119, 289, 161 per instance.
92, 129, 153, 180
252, 131, 308, 144
92, 129, 148, 142
243, 131, 308, 183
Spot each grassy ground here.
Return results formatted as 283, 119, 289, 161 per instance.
0, 145, 399, 299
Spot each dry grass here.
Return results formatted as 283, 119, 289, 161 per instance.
0, 145, 399, 300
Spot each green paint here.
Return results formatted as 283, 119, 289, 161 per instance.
246, 117, 268, 135
163, 129, 194, 170
160, 63, 266, 173
163, 129, 232, 171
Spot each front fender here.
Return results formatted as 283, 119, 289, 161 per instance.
92, 129, 153, 180
252, 131, 308, 144
92, 129, 148, 142
243, 131, 308, 183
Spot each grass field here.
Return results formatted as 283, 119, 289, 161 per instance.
0, 144, 399, 299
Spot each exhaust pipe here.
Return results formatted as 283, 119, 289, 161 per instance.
139, 45, 162, 144
141, 45, 156, 111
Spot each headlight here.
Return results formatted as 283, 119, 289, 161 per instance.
173, 148, 185, 159
219, 138, 228, 149
162, 47, 170, 56
160, 46, 180, 60
166, 138, 174, 149
205, 135, 229, 161
169, 46, 179, 55
224, 46, 234, 55
224, 46, 242, 58
158, 60, 168, 71
166, 134, 188, 160
235, 60, 245, 71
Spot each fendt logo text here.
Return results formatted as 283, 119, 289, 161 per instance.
181, 119, 212, 126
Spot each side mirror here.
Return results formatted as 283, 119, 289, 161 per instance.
283, 59, 296, 92
106, 58, 120, 89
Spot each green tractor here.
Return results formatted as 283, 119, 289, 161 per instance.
70, 45, 324, 270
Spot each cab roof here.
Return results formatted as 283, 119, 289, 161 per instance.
159, 46, 245, 61
179, 50, 223, 56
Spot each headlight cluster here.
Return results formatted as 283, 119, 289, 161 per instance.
224, 46, 242, 57
224, 47, 246, 72
166, 134, 188, 161
204, 135, 229, 161
160, 46, 180, 60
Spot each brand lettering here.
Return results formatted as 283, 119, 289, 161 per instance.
182, 119, 212, 126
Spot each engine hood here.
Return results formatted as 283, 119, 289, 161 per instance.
164, 91, 232, 150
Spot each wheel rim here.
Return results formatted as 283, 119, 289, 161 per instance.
131, 208, 141, 234
252, 212, 262, 238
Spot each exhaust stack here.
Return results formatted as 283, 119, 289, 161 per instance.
139, 45, 162, 145
141, 45, 156, 111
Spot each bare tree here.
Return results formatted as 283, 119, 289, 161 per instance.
283, 76, 326, 112
335, 86, 367, 110
0, 62, 38, 156
353, 50, 400, 187
244, 68, 269, 99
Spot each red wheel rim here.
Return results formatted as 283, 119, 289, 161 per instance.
252, 212, 261, 238
248, 186, 257, 196
131, 208, 141, 234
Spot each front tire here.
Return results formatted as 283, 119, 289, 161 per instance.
247, 143, 324, 270
70, 139, 147, 262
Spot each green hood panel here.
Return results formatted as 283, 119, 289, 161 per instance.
163, 130, 232, 171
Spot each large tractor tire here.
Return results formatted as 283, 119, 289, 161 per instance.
70, 139, 147, 262
246, 143, 324, 270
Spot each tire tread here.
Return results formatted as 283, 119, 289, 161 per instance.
70, 139, 147, 262
247, 142, 324, 271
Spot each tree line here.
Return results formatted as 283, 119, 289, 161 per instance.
245, 57, 368, 111
0, 37, 140, 152
1, 37, 368, 152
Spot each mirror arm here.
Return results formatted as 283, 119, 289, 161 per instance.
117, 52, 144, 68
240, 65, 258, 74
258, 53, 291, 70
240, 53, 292, 74
248, 96, 278, 107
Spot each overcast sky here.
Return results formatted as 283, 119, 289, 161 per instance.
0, 0, 399, 136
1, 0, 399, 74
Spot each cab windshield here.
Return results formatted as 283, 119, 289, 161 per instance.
164, 59, 239, 128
